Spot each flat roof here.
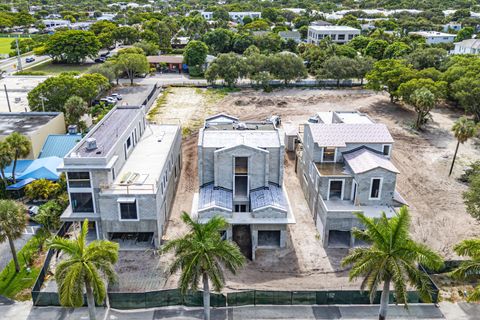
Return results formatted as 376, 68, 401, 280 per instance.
147, 55, 183, 64
0, 112, 61, 136
102, 124, 179, 195
69, 106, 142, 158
315, 111, 374, 124
410, 31, 455, 37
309, 25, 360, 31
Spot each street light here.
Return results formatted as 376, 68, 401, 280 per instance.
39, 94, 46, 112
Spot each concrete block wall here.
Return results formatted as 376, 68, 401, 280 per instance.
353, 167, 396, 206
252, 207, 288, 219
251, 224, 287, 260
198, 208, 233, 220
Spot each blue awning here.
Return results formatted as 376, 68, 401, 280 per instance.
6, 178, 36, 190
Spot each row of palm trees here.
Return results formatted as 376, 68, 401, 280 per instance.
47, 207, 480, 320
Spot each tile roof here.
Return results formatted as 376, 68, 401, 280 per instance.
198, 184, 233, 211
455, 38, 480, 49
200, 130, 282, 148
250, 183, 287, 212
308, 123, 394, 147
39, 134, 82, 158
343, 148, 399, 174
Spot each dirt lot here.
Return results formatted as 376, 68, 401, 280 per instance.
147, 87, 480, 292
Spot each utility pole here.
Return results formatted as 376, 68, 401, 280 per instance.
40, 95, 45, 112
4, 85, 11, 112
15, 35, 22, 72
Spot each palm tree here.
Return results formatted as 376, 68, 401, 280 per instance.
163, 212, 246, 320
450, 239, 480, 301
0, 141, 13, 188
47, 219, 119, 320
0, 199, 28, 272
341, 206, 443, 320
5, 132, 31, 183
449, 117, 478, 176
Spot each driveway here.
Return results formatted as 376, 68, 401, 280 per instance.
0, 222, 40, 271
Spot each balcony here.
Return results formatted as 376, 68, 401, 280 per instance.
315, 162, 349, 176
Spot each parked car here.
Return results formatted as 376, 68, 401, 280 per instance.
94, 57, 105, 63
28, 205, 39, 216
100, 98, 116, 106
110, 93, 122, 100
25, 57, 35, 63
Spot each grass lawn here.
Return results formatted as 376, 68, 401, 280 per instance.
0, 37, 29, 55
0, 230, 49, 301
25, 60, 94, 75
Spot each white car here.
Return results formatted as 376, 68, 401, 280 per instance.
111, 93, 123, 100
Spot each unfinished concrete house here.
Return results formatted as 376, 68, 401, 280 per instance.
59, 106, 182, 249
194, 114, 295, 260
297, 111, 407, 248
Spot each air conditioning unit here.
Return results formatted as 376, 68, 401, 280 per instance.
86, 138, 97, 150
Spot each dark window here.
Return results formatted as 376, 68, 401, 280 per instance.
71, 193, 94, 212
119, 201, 137, 220
235, 157, 248, 174
370, 178, 381, 199
329, 180, 343, 200
67, 172, 91, 188
323, 147, 335, 162
126, 137, 131, 149
338, 34, 345, 40
258, 231, 281, 247
383, 145, 391, 156
234, 204, 247, 212
348, 34, 354, 40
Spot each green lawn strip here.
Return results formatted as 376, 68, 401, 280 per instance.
0, 37, 28, 55
25, 60, 94, 75
0, 230, 49, 301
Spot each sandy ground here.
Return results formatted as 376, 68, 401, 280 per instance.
125, 87, 480, 293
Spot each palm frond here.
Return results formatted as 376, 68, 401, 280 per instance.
454, 239, 480, 259
56, 261, 85, 308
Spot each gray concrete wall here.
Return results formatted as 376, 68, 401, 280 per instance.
252, 207, 287, 219
198, 207, 233, 220
352, 167, 397, 206
251, 224, 287, 260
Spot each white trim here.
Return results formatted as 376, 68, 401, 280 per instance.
327, 179, 345, 200
321, 147, 337, 163
368, 177, 383, 200
66, 171, 92, 190
382, 144, 392, 157
69, 191, 96, 214
118, 199, 140, 221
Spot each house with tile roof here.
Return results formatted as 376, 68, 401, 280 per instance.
194, 114, 295, 260
297, 111, 407, 248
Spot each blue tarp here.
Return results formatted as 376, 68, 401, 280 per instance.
17, 156, 62, 181
6, 178, 36, 190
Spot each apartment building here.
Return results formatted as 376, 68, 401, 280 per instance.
307, 25, 360, 44
409, 31, 456, 44
59, 106, 182, 249
297, 111, 407, 248
195, 114, 295, 260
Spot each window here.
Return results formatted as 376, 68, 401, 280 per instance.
67, 172, 91, 188
235, 157, 248, 174
330, 34, 336, 40
126, 137, 132, 149
348, 34, 354, 40
370, 178, 382, 200
258, 230, 281, 247
382, 145, 391, 157
338, 34, 345, 40
71, 193, 94, 212
234, 204, 247, 212
119, 200, 138, 220
328, 180, 343, 200
322, 147, 335, 162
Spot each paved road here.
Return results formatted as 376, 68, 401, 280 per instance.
0, 54, 50, 74
2, 301, 480, 320
0, 222, 40, 271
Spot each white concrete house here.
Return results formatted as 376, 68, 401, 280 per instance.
452, 38, 480, 54
59, 106, 182, 249
410, 31, 456, 44
307, 26, 360, 44
195, 114, 295, 260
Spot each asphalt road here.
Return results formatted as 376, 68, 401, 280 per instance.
0, 54, 50, 74
0, 222, 40, 272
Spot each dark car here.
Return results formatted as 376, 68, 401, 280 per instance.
94, 57, 106, 63
25, 57, 35, 63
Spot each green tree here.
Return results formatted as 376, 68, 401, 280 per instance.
33, 195, 68, 233
205, 53, 246, 87
64, 95, 88, 129
202, 28, 234, 54
384, 42, 412, 59
116, 53, 149, 85
133, 41, 159, 56
406, 48, 448, 70
464, 174, 480, 220
113, 26, 140, 45
365, 39, 389, 60
455, 27, 474, 42
450, 239, 480, 301
25, 178, 61, 201
449, 117, 478, 176
87, 64, 116, 84
44, 30, 101, 64
0, 141, 12, 188
47, 219, 119, 320
270, 52, 307, 85
342, 206, 443, 320
366, 59, 415, 102
353, 56, 375, 85
184, 40, 208, 69
163, 213, 245, 320
409, 88, 437, 130
451, 77, 480, 121
5, 132, 31, 183
0, 200, 28, 273
316, 56, 355, 87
